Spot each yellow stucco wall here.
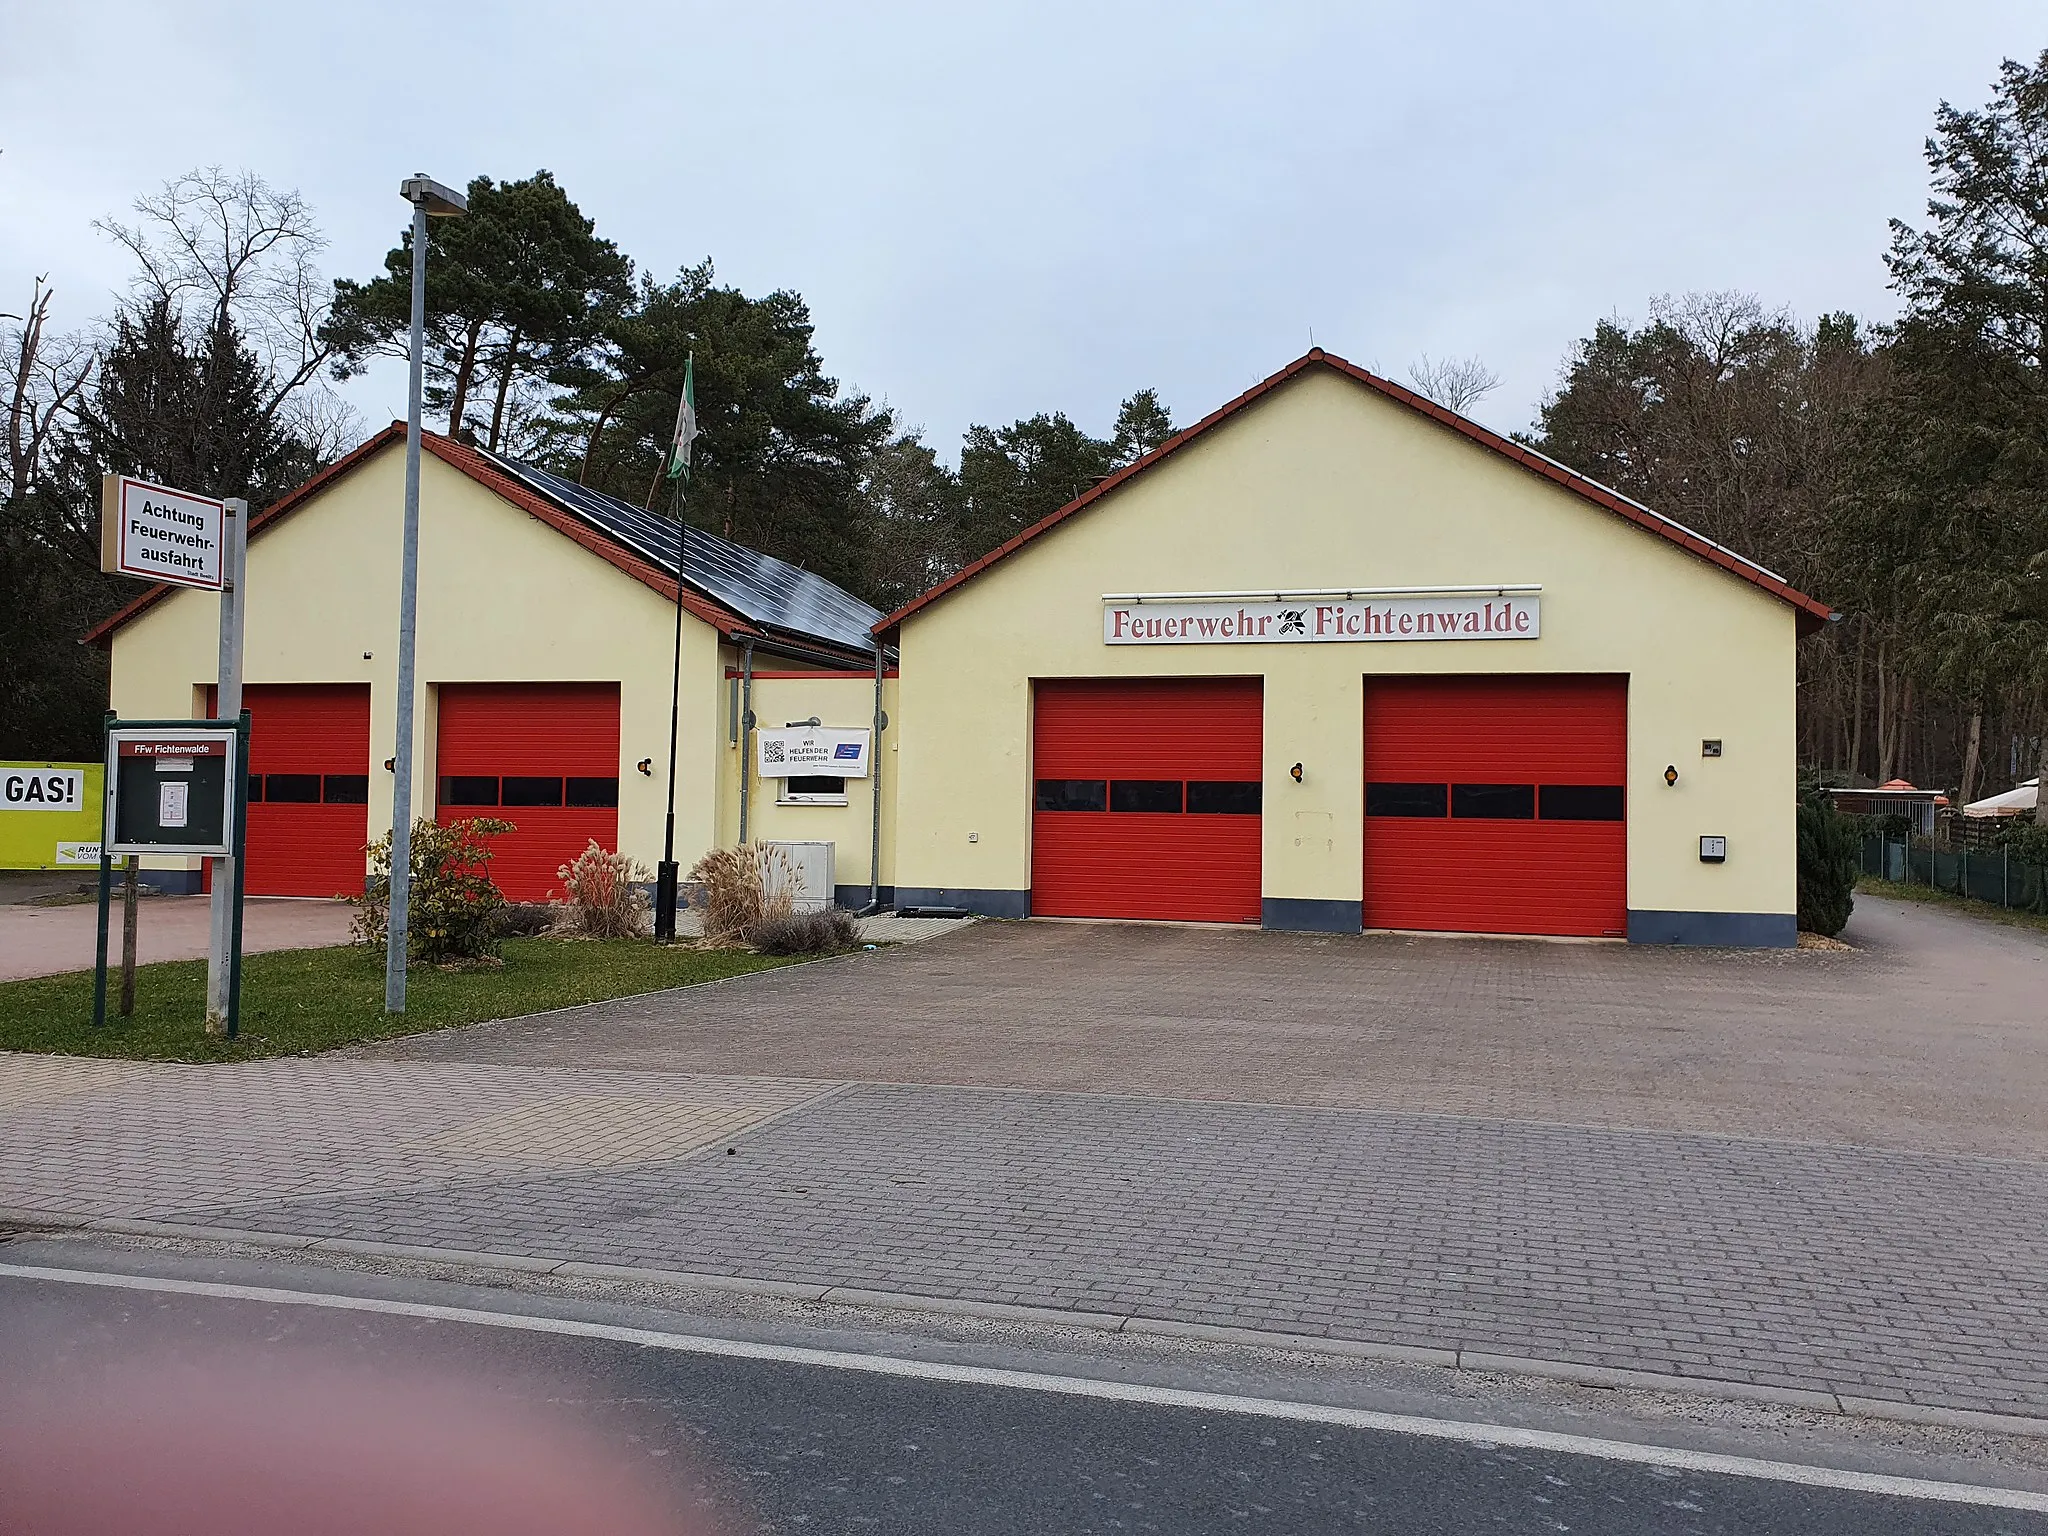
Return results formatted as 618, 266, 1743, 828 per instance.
891, 367, 1799, 925
713, 670, 898, 892
107, 443, 728, 885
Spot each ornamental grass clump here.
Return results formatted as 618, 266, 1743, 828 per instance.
554, 840, 651, 938
352, 817, 513, 963
686, 843, 796, 945
749, 906, 861, 955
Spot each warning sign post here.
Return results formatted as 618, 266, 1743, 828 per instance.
98, 473, 248, 1037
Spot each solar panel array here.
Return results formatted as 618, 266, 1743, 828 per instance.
481, 451, 884, 655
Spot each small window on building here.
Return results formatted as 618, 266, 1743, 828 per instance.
1186, 780, 1261, 815
565, 776, 620, 808
1110, 780, 1183, 813
780, 775, 848, 805
441, 776, 499, 807
322, 774, 369, 805
245, 775, 264, 804
265, 773, 321, 804
501, 776, 565, 807
1035, 779, 1107, 812
1452, 783, 1536, 819
1540, 784, 1625, 821
1366, 782, 1447, 817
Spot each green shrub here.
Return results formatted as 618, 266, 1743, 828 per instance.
1996, 817, 2048, 867
1797, 789, 1860, 936
352, 817, 515, 962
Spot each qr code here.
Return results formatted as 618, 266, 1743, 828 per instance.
763, 740, 786, 765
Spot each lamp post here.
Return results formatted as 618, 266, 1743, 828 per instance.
385, 173, 467, 1014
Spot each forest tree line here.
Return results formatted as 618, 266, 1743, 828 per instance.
6, 49, 2046, 815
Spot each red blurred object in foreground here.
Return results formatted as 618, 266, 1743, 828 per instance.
0, 1351, 697, 1535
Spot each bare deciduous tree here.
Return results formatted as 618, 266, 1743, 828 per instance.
95, 167, 353, 444
1407, 354, 1502, 415
1, 277, 94, 502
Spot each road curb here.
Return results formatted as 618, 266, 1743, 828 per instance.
8, 1208, 2047, 1440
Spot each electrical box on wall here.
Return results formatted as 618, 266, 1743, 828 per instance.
1700, 835, 1727, 863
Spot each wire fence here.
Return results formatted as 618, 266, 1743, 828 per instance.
1861, 833, 2048, 914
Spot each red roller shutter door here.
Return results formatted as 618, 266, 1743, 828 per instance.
1363, 675, 1627, 937
436, 683, 620, 901
1031, 678, 1263, 923
206, 684, 372, 898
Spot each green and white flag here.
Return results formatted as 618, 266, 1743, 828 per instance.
665, 353, 699, 483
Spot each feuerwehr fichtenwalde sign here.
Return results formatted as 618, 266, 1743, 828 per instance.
1103, 592, 1540, 645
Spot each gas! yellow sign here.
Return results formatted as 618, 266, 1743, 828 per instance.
0, 761, 104, 868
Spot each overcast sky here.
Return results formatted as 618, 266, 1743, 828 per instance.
3, 2, 2041, 453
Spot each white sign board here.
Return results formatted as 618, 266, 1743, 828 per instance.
2, 767, 84, 810
100, 474, 226, 590
756, 726, 871, 778
1104, 595, 1540, 645
56, 842, 103, 866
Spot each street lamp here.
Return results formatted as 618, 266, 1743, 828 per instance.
385, 173, 466, 1014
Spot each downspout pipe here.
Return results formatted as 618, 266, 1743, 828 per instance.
737, 639, 756, 844
859, 642, 887, 915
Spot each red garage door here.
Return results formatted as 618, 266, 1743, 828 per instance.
1362, 675, 1627, 937
208, 684, 372, 898
436, 683, 620, 901
1032, 678, 1262, 923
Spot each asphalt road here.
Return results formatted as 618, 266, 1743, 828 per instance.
0, 1246, 2041, 1535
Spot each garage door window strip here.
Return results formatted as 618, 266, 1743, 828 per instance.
1110, 780, 1184, 814
1036, 779, 1108, 812
262, 773, 321, 805
1186, 781, 1261, 815
1539, 784, 1626, 821
322, 775, 369, 805
1367, 781, 1626, 822
1452, 783, 1536, 820
438, 775, 622, 810
1035, 779, 1262, 814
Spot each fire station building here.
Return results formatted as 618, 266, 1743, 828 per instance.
876, 350, 1829, 945
93, 349, 1829, 944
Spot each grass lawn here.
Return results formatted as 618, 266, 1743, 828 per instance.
0, 940, 800, 1062
1857, 876, 2048, 936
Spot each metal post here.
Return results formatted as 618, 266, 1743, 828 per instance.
865, 643, 885, 914
93, 710, 113, 1028
226, 710, 250, 1040
204, 497, 248, 1033
737, 641, 756, 844
386, 196, 430, 1013
654, 519, 686, 941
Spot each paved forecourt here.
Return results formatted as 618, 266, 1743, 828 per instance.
2, 1047, 2044, 1424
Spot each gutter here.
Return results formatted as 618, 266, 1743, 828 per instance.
859, 644, 888, 915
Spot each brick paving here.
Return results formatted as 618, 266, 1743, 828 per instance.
367, 895, 2048, 1160
0, 896, 355, 981
0, 1057, 833, 1219
2, 894, 2044, 1419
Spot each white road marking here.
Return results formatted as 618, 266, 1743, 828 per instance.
3, 1261, 2043, 1513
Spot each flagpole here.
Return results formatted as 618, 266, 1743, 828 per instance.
654, 484, 685, 940
653, 356, 694, 942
